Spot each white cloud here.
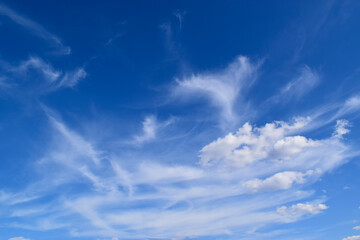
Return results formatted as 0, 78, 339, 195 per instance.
277, 202, 328, 216
243, 170, 317, 192
47, 114, 102, 166
0, 56, 86, 93
342, 96, 360, 113
173, 10, 187, 30
279, 66, 320, 100
0, 4, 71, 54
11, 207, 45, 217
8, 237, 30, 240
0, 3, 70, 54
173, 56, 260, 123
199, 117, 312, 167
133, 162, 204, 184
333, 119, 350, 138
200, 116, 350, 172
343, 236, 360, 240
9, 219, 68, 231
58, 68, 87, 88
272, 135, 319, 160
132, 115, 176, 144
18, 57, 86, 89
354, 226, 360, 230
1, 114, 353, 240
16, 57, 61, 82
133, 115, 157, 144
328, 95, 360, 121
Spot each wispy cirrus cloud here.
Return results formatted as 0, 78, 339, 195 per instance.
173, 9, 187, 30
173, 56, 261, 124
333, 95, 360, 119
280, 66, 320, 99
299, 94, 360, 132
270, 65, 320, 103
0, 3, 70, 55
0, 108, 353, 239
133, 115, 157, 144
0, 56, 86, 94
132, 115, 176, 145
243, 170, 317, 193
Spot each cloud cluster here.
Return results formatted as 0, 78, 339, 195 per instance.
0, 8, 356, 238
200, 117, 313, 167
200, 117, 349, 175
0, 112, 351, 239
277, 202, 328, 216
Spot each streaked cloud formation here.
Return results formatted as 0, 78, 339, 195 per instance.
269, 65, 320, 104
1, 1, 360, 240
0, 3, 70, 54
280, 66, 319, 100
0, 56, 86, 94
174, 56, 260, 123
0, 110, 351, 239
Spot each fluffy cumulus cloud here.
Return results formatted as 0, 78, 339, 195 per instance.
200, 118, 351, 179
200, 117, 318, 167
277, 202, 328, 216
0, 111, 352, 239
173, 56, 260, 123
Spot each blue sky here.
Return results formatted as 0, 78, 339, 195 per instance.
1, 1, 360, 240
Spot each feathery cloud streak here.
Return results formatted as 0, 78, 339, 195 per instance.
173, 56, 260, 123
0, 110, 352, 239
0, 56, 86, 94
0, 3, 70, 54
268, 66, 320, 104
